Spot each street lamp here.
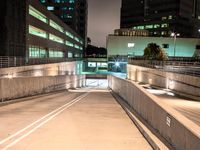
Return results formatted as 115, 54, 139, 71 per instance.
171, 32, 180, 57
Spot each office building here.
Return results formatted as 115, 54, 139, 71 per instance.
114, 28, 149, 36
0, 0, 84, 64
121, 0, 200, 37
106, 34, 200, 72
39, 0, 88, 41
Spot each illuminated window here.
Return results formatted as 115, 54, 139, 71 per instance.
49, 49, 64, 58
29, 25, 47, 38
66, 41, 74, 47
40, 0, 46, 3
137, 26, 144, 29
66, 31, 74, 39
74, 53, 80, 58
161, 31, 167, 35
168, 15, 172, 19
75, 44, 80, 49
128, 43, 135, 48
145, 25, 153, 29
161, 24, 168, 28
88, 62, 96, 67
154, 24, 160, 28
79, 46, 83, 50
68, 52, 73, 58
50, 20, 64, 33
162, 17, 167, 20
47, 6, 54, 11
29, 46, 47, 58
29, 6, 47, 23
74, 37, 80, 42
49, 34, 64, 44
69, 0, 75, 3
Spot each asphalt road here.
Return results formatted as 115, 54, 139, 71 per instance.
0, 80, 152, 150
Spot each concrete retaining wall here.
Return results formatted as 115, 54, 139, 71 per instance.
0, 61, 82, 77
108, 75, 200, 150
127, 65, 200, 99
0, 75, 85, 101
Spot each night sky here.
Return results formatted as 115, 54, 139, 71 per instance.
87, 0, 121, 47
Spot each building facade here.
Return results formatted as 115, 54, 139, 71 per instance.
121, 0, 200, 37
39, 0, 87, 41
0, 0, 84, 64
106, 35, 200, 72
114, 28, 149, 36
107, 35, 200, 57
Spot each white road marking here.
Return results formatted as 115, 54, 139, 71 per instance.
0, 92, 89, 150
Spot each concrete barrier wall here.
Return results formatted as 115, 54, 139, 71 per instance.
0, 75, 85, 101
108, 75, 200, 150
127, 65, 200, 99
0, 61, 82, 77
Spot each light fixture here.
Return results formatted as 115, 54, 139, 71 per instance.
128, 43, 135, 48
115, 62, 120, 67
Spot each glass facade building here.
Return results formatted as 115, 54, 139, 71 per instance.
39, 0, 88, 42
0, 0, 84, 63
121, 0, 200, 38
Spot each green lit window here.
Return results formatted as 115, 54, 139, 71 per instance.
137, 26, 144, 29
161, 31, 167, 35
49, 34, 64, 44
74, 44, 80, 49
66, 41, 74, 47
145, 25, 153, 29
161, 23, 168, 28
66, 31, 74, 39
29, 25, 47, 38
74, 53, 80, 58
74, 37, 80, 42
68, 52, 73, 58
154, 24, 160, 28
29, 6, 47, 23
29, 46, 47, 58
198, 16, 200, 20
79, 46, 83, 50
50, 20, 64, 33
168, 15, 172, 19
49, 49, 64, 58
162, 17, 167, 20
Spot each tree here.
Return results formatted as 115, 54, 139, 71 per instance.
144, 43, 168, 60
193, 50, 200, 58
84, 44, 107, 58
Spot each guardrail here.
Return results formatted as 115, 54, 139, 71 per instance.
108, 75, 200, 150
0, 56, 83, 68
128, 59, 200, 77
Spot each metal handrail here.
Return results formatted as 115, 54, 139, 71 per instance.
0, 56, 83, 68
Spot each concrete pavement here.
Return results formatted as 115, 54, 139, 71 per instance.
0, 82, 152, 150
143, 84, 200, 126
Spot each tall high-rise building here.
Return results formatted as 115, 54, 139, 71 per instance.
121, 0, 200, 37
40, 0, 87, 41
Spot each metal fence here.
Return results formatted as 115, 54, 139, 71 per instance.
128, 58, 200, 77
0, 56, 82, 68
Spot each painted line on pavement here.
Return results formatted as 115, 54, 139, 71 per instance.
2, 92, 89, 150
0, 92, 89, 150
